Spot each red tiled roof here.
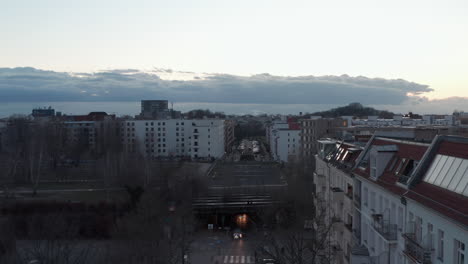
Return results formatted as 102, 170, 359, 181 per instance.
437, 141, 468, 159
354, 136, 468, 226
288, 122, 301, 130
353, 138, 428, 196
404, 137, 468, 226
406, 182, 468, 226
372, 139, 428, 161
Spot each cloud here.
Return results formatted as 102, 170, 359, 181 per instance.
0, 67, 437, 106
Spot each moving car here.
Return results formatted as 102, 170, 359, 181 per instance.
232, 228, 244, 239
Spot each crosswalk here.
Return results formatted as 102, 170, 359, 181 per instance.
213, 255, 255, 263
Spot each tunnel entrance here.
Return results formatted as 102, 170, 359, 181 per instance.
195, 211, 265, 232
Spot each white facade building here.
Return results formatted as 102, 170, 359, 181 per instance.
347, 135, 468, 264
315, 140, 363, 264
399, 135, 468, 264
267, 121, 300, 162
122, 119, 225, 159
350, 115, 457, 128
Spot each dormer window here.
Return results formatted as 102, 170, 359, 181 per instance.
402, 160, 415, 176
395, 158, 406, 175
396, 158, 418, 184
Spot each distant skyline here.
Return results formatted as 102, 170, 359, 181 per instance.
2, 0, 468, 99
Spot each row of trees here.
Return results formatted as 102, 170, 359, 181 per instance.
254, 158, 338, 264
2, 159, 203, 263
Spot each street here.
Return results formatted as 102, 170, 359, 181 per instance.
190, 230, 262, 264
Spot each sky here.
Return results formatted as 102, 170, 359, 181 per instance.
1, 0, 468, 113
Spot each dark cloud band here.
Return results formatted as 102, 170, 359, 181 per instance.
0, 67, 432, 105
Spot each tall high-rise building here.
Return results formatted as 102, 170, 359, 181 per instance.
140, 100, 181, 119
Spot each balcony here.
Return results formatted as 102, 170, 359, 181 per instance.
371, 215, 397, 241
403, 223, 434, 264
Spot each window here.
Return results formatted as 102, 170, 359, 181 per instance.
395, 158, 406, 175
370, 191, 376, 210
438, 230, 444, 261
401, 159, 416, 176
454, 239, 465, 264
428, 223, 434, 249
416, 216, 423, 242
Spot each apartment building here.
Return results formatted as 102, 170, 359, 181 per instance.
63, 112, 115, 149
140, 100, 181, 119
351, 137, 430, 264
300, 117, 346, 158
315, 139, 363, 264
121, 119, 225, 159
351, 115, 456, 127
267, 119, 301, 162
349, 135, 467, 264
399, 135, 468, 264
224, 120, 236, 153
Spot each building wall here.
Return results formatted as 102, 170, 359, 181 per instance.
300, 118, 345, 157
314, 155, 355, 264
274, 129, 300, 162
358, 177, 406, 264
268, 123, 300, 162
122, 119, 225, 159
64, 121, 98, 149
405, 199, 468, 264
224, 120, 236, 153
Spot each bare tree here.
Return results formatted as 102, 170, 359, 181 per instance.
256, 157, 338, 264
257, 203, 337, 264
107, 188, 193, 264
14, 213, 92, 264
